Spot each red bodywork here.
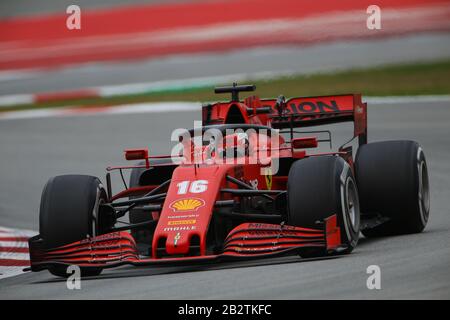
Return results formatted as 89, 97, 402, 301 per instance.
28, 92, 367, 272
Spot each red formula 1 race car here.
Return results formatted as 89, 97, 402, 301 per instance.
27, 84, 430, 277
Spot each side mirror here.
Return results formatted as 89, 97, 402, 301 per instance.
124, 148, 149, 168
291, 137, 318, 149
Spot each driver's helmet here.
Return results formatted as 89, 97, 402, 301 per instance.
218, 132, 249, 159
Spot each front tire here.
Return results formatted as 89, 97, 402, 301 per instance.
39, 175, 106, 277
287, 156, 360, 255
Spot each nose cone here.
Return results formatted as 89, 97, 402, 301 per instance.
152, 164, 232, 257
165, 228, 195, 255
164, 197, 205, 255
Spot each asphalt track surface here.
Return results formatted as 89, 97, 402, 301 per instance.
0, 0, 186, 18
0, 100, 449, 299
2, 33, 450, 95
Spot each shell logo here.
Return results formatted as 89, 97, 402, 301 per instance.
169, 198, 205, 212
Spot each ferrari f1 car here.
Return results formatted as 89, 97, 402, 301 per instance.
28, 84, 430, 277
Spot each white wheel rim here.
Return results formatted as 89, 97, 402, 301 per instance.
418, 159, 430, 224
345, 177, 360, 232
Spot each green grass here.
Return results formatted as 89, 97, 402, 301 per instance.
2, 59, 450, 112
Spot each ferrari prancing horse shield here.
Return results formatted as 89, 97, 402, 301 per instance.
264, 168, 272, 190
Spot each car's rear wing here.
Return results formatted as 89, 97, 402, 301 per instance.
203, 85, 367, 146
262, 94, 367, 146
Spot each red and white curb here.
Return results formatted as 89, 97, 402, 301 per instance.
0, 226, 37, 279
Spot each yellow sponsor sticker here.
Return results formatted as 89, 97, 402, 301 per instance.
168, 219, 196, 226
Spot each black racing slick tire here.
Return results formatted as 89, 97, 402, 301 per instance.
287, 156, 360, 255
355, 140, 430, 237
39, 175, 106, 277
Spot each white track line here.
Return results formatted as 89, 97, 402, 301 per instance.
0, 94, 33, 106
365, 95, 450, 104
1, 96, 449, 121
0, 102, 201, 121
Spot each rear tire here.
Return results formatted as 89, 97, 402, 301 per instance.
287, 156, 360, 255
355, 140, 430, 237
39, 175, 106, 277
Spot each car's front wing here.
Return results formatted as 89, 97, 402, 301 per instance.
26, 215, 342, 273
